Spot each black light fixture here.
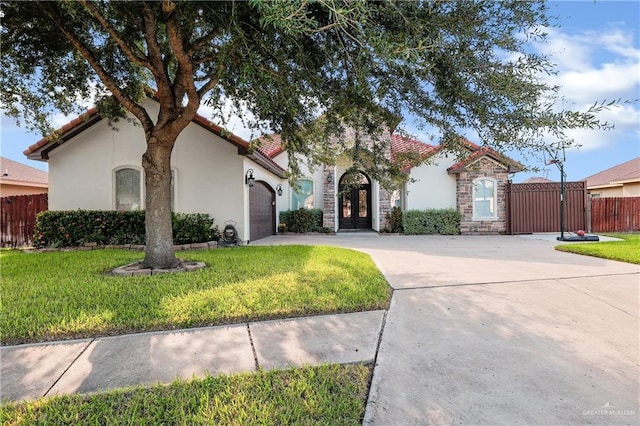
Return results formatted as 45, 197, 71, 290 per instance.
276, 184, 283, 196
245, 169, 255, 187
326, 171, 333, 184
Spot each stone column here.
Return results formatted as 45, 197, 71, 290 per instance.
322, 166, 336, 229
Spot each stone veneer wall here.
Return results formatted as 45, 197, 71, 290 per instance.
322, 166, 336, 229
378, 187, 392, 231
456, 158, 509, 234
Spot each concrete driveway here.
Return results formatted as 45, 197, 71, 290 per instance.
255, 234, 639, 425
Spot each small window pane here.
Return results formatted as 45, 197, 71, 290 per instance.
473, 179, 495, 218
292, 179, 314, 209
116, 168, 141, 211
359, 189, 368, 218
342, 191, 352, 218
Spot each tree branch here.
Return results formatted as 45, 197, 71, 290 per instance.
40, 2, 154, 132
77, 0, 152, 70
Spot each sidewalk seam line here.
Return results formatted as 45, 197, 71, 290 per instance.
557, 279, 639, 319
43, 338, 95, 398
362, 301, 391, 425
392, 271, 640, 291
246, 324, 260, 371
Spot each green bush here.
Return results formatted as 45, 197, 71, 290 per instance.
33, 210, 218, 248
279, 208, 323, 233
402, 209, 461, 235
383, 206, 404, 233
172, 213, 220, 244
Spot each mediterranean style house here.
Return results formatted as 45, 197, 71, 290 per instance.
24, 100, 522, 241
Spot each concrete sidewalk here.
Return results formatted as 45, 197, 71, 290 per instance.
1, 310, 385, 402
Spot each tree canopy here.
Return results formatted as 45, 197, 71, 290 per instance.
0, 0, 612, 267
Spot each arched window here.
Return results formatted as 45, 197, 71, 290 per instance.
115, 167, 142, 211
292, 179, 314, 209
473, 177, 497, 219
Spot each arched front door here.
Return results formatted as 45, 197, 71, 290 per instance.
249, 181, 275, 241
338, 171, 372, 230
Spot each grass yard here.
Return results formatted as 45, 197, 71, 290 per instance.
555, 233, 640, 264
0, 364, 371, 425
1, 245, 391, 345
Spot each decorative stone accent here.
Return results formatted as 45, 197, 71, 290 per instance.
323, 165, 336, 229
378, 187, 392, 231
456, 158, 509, 234
111, 260, 207, 277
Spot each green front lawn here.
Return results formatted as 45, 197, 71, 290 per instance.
1, 245, 391, 345
555, 233, 640, 264
0, 364, 371, 425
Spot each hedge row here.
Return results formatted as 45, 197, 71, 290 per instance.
278, 209, 324, 233
402, 209, 461, 235
33, 210, 219, 248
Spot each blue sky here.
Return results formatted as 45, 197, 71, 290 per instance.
1, 1, 638, 183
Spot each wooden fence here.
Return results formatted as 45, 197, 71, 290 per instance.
590, 196, 640, 233
1, 193, 48, 247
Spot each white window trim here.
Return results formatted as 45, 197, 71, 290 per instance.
472, 177, 498, 221
113, 166, 144, 211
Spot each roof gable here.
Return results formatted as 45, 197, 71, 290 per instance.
447, 139, 523, 174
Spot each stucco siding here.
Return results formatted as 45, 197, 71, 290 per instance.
48, 122, 119, 210
406, 153, 457, 210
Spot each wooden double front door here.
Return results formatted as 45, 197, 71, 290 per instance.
338, 171, 372, 230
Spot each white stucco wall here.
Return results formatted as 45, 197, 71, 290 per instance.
45, 102, 271, 240
405, 153, 457, 210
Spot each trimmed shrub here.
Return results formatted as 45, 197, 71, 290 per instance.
279, 208, 323, 233
383, 206, 404, 233
32, 210, 219, 248
402, 209, 461, 235
172, 213, 220, 244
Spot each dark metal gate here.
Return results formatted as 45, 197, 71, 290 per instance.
506, 181, 586, 234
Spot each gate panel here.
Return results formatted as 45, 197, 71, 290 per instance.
1, 193, 48, 247
507, 182, 586, 234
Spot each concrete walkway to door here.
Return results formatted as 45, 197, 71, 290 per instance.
254, 233, 639, 425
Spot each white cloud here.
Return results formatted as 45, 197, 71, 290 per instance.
531, 23, 640, 153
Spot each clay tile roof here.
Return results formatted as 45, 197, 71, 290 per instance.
583, 157, 640, 187
0, 157, 48, 185
389, 133, 437, 160
254, 134, 284, 158
389, 133, 438, 170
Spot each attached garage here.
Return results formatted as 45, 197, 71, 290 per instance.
249, 181, 275, 242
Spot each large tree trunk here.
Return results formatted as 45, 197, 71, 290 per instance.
142, 135, 178, 269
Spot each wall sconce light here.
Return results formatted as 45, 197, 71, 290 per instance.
245, 169, 255, 187
326, 171, 334, 184
276, 184, 283, 196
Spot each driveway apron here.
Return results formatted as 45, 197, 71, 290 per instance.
257, 234, 640, 425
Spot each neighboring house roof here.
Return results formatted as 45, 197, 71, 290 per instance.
447, 139, 523, 174
583, 157, 640, 189
522, 177, 553, 183
0, 156, 48, 189
23, 104, 286, 178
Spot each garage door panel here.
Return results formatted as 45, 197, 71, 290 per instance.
250, 182, 275, 241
